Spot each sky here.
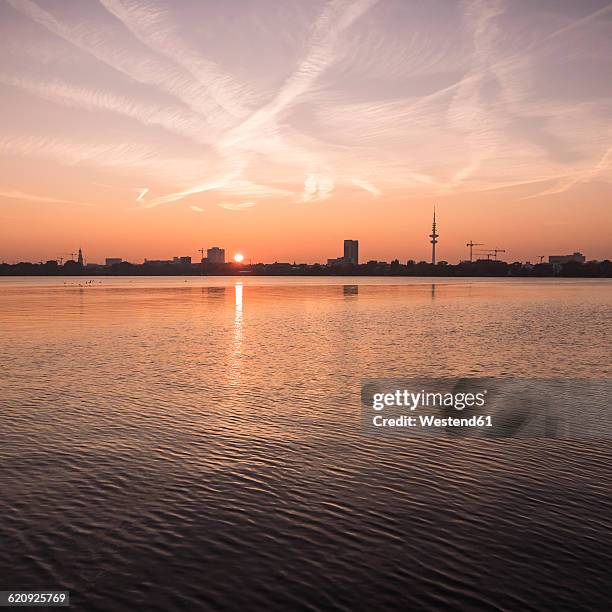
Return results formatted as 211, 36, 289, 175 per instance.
0, 0, 611, 264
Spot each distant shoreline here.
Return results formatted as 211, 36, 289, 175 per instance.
1, 259, 611, 278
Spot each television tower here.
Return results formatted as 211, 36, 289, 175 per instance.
429, 207, 439, 265
77, 248, 84, 266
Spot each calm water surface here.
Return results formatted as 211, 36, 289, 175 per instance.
1, 277, 611, 611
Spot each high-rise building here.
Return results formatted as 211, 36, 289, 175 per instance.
77, 248, 84, 266
207, 247, 225, 264
344, 240, 358, 265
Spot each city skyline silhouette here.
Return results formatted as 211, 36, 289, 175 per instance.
0, 0, 611, 262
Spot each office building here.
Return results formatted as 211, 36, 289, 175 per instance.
207, 247, 225, 264
548, 252, 586, 264
105, 258, 122, 266
344, 239, 358, 265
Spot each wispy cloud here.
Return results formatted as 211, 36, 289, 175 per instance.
522, 145, 612, 199
0, 135, 213, 186
300, 173, 335, 202
0, 74, 213, 145
222, 0, 380, 148
5, 0, 231, 135
98, 0, 258, 123
351, 178, 382, 197
0, 135, 155, 167
0, 190, 92, 206
135, 187, 149, 201
2, 0, 611, 208
143, 176, 292, 208
445, 0, 507, 185
218, 201, 256, 211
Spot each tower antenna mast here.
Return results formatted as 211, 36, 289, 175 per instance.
429, 206, 439, 265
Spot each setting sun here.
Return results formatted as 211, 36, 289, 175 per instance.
234, 253, 244, 263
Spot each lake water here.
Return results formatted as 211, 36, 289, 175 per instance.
1, 277, 610, 611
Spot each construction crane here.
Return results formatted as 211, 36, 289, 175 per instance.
198, 247, 206, 276
476, 248, 506, 261
466, 241, 484, 262
58, 252, 77, 264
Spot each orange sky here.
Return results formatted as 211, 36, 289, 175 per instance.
1, 0, 611, 264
